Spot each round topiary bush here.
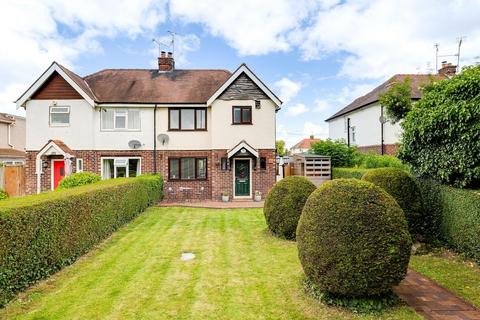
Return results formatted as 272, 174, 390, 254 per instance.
297, 179, 412, 297
57, 172, 101, 190
264, 176, 316, 239
362, 167, 424, 238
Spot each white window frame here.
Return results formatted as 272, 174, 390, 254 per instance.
49, 106, 70, 127
351, 126, 356, 144
76, 158, 83, 172
101, 109, 141, 131
100, 157, 142, 179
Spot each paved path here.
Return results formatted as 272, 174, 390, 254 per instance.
158, 200, 264, 209
394, 269, 480, 320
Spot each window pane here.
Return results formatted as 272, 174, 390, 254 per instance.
51, 113, 69, 124
197, 158, 206, 179
102, 110, 114, 129
128, 159, 139, 177
169, 159, 179, 179
221, 157, 227, 171
128, 110, 140, 130
170, 109, 179, 129
51, 107, 69, 113
260, 157, 266, 170
181, 158, 195, 179
242, 108, 251, 123
115, 110, 126, 129
233, 107, 241, 123
196, 109, 206, 129
116, 166, 127, 178
181, 109, 195, 130
102, 159, 114, 179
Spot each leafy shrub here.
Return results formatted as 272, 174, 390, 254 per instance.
57, 172, 101, 189
416, 179, 480, 263
332, 168, 369, 179
355, 153, 407, 170
379, 77, 413, 123
0, 189, 7, 201
0, 174, 163, 307
304, 277, 401, 314
310, 139, 357, 167
398, 65, 480, 188
297, 179, 411, 297
264, 176, 316, 240
362, 168, 424, 238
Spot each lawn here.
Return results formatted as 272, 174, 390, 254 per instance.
0, 207, 420, 320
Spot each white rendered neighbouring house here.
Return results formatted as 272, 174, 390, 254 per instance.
16, 53, 282, 200
325, 63, 455, 154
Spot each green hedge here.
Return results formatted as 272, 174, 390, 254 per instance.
57, 172, 101, 189
416, 179, 480, 263
0, 174, 163, 306
332, 168, 369, 179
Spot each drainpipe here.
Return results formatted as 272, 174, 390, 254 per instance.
7, 123, 13, 148
380, 106, 385, 155
346, 118, 351, 147
153, 104, 157, 174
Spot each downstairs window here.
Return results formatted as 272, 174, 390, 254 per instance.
102, 157, 141, 179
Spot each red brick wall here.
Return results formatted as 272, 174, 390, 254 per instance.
357, 144, 398, 155
25, 149, 277, 201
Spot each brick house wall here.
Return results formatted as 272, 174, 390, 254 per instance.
25, 149, 276, 201
356, 144, 398, 155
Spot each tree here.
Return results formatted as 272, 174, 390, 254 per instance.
379, 77, 413, 123
398, 65, 480, 188
276, 140, 287, 156
310, 139, 357, 167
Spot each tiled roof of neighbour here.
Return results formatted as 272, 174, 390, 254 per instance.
0, 113, 15, 124
0, 148, 25, 158
83, 68, 231, 104
291, 138, 322, 149
325, 74, 447, 121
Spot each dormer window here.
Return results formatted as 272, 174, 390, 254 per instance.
49, 106, 70, 126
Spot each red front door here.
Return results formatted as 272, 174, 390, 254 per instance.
53, 160, 65, 189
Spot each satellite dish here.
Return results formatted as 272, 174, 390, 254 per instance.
157, 134, 169, 145
128, 140, 142, 149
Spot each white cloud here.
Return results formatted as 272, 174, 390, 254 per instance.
303, 122, 328, 140
274, 77, 302, 104
0, 0, 168, 115
152, 33, 201, 67
169, 0, 320, 55
297, 0, 480, 79
287, 103, 309, 116
314, 99, 330, 112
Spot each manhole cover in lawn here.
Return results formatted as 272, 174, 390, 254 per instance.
181, 252, 195, 261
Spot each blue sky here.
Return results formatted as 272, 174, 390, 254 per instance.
1, 0, 480, 147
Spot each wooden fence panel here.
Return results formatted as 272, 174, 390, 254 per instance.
4, 165, 25, 197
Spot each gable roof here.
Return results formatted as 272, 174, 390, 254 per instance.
207, 64, 282, 109
84, 68, 231, 104
325, 74, 446, 121
17, 62, 280, 108
291, 138, 321, 150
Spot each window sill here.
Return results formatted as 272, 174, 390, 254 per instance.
100, 129, 142, 132
231, 123, 253, 125
49, 124, 70, 127
168, 178, 208, 182
168, 129, 208, 132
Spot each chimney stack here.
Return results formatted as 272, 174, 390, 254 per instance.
158, 51, 174, 71
438, 61, 456, 77
310, 135, 314, 139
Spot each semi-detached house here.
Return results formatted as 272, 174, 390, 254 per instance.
16, 52, 282, 201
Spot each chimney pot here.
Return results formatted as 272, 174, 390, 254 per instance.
158, 51, 174, 71
167, 52, 173, 58
161, 51, 166, 58
438, 61, 456, 77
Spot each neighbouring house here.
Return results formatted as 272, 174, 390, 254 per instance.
325, 62, 455, 154
0, 113, 26, 165
290, 135, 321, 154
15, 52, 282, 200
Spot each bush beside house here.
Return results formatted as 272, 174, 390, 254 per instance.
0, 189, 7, 201
57, 172, 101, 189
297, 179, 411, 297
264, 176, 316, 240
0, 174, 163, 307
332, 168, 369, 179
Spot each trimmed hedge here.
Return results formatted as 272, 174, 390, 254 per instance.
297, 179, 411, 297
57, 172, 101, 189
332, 168, 368, 179
0, 174, 163, 306
0, 189, 7, 201
264, 176, 316, 239
416, 179, 480, 263
363, 168, 425, 239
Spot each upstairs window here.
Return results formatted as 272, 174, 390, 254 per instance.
169, 108, 206, 130
101, 109, 140, 131
232, 106, 252, 124
50, 106, 70, 126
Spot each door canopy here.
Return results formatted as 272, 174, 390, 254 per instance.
227, 140, 258, 159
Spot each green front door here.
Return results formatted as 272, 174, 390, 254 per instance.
234, 159, 250, 197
